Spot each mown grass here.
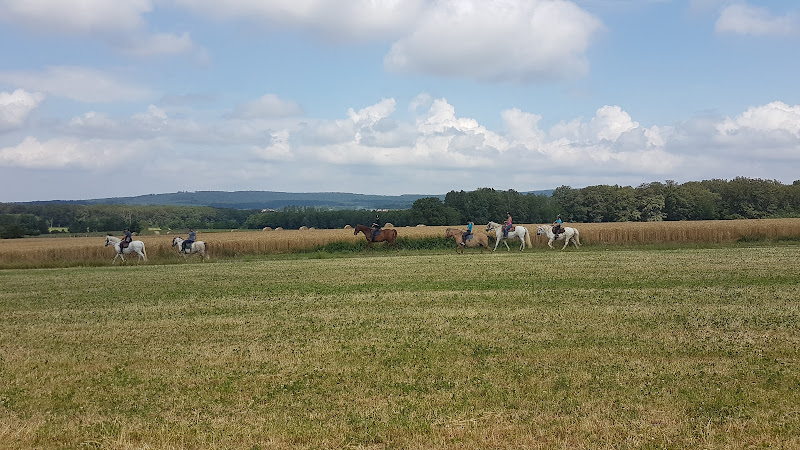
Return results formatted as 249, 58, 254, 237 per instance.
1, 246, 799, 448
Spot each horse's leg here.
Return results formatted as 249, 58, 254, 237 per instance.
548, 238, 554, 249
503, 239, 510, 251
492, 235, 500, 252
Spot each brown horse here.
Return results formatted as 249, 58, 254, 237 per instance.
446, 228, 491, 253
354, 224, 399, 252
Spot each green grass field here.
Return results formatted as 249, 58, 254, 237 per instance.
1, 246, 799, 448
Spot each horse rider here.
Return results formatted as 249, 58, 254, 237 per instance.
553, 215, 563, 239
503, 212, 513, 238
371, 215, 381, 242
183, 228, 196, 253
120, 228, 132, 251
461, 221, 473, 246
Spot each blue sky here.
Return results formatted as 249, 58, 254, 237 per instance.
1, 0, 799, 202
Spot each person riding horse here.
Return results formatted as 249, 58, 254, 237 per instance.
553, 215, 563, 238
461, 221, 473, 246
503, 213, 513, 238
120, 228, 132, 251
371, 215, 381, 242
182, 228, 196, 253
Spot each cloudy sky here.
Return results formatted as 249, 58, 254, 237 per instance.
1, 0, 799, 202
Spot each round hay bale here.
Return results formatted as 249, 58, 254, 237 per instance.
275, 227, 284, 231
262, 227, 272, 231
309, 227, 316, 230
299, 226, 308, 231
384, 222, 394, 228
344, 224, 352, 229
416, 224, 426, 227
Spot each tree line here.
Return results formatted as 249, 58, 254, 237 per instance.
2, 177, 799, 238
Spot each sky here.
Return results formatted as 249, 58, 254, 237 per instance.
1, 0, 799, 202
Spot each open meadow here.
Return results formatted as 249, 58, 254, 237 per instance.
1, 239, 799, 448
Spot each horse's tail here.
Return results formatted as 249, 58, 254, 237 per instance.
142, 243, 148, 262
574, 229, 581, 246
524, 228, 532, 248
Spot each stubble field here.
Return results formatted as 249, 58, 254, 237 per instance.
1, 241, 799, 448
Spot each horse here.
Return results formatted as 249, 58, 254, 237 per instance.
353, 224, 399, 252
105, 235, 147, 264
172, 236, 208, 261
537, 225, 581, 250
486, 221, 532, 251
446, 228, 490, 254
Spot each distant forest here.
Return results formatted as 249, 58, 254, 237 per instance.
1, 177, 799, 238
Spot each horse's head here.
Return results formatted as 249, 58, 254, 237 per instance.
537, 226, 547, 236
486, 222, 497, 232
172, 236, 180, 247
105, 236, 111, 246
353, 227, 359, 236
445, 228, 455, 238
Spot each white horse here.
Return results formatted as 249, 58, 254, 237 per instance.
537, 225, 581, 250
105, 235, 147, 264
486, 221, 532, 251
172, 236, 208, 261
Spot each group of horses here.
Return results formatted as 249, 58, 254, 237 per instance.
104, 235, 207, 264
352, 221, 580, 254
104, 221, 579, 263
447, 222, 581, 253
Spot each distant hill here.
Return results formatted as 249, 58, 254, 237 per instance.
16, 189, 553, 210
20, 191, 444, 210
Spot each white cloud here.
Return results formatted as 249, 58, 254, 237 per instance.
590, 105, 639, 142
4, 95, 799, 199
228, 94, 304, 120
0, 66, 151, 103
172, 0, 425, 41
715, 3, 800, 37
252, 130, 293, 161
0, 0, 150, 34
712, 101, 800, 160
0, 136, 146, 169
0, 0, 202, 58
717, 101, 800, 136
0, 89, 45, 132
347, 98, 396, 126
384, 0, 603, 83
174, 0, 602, 83
119, 32, 204, 59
